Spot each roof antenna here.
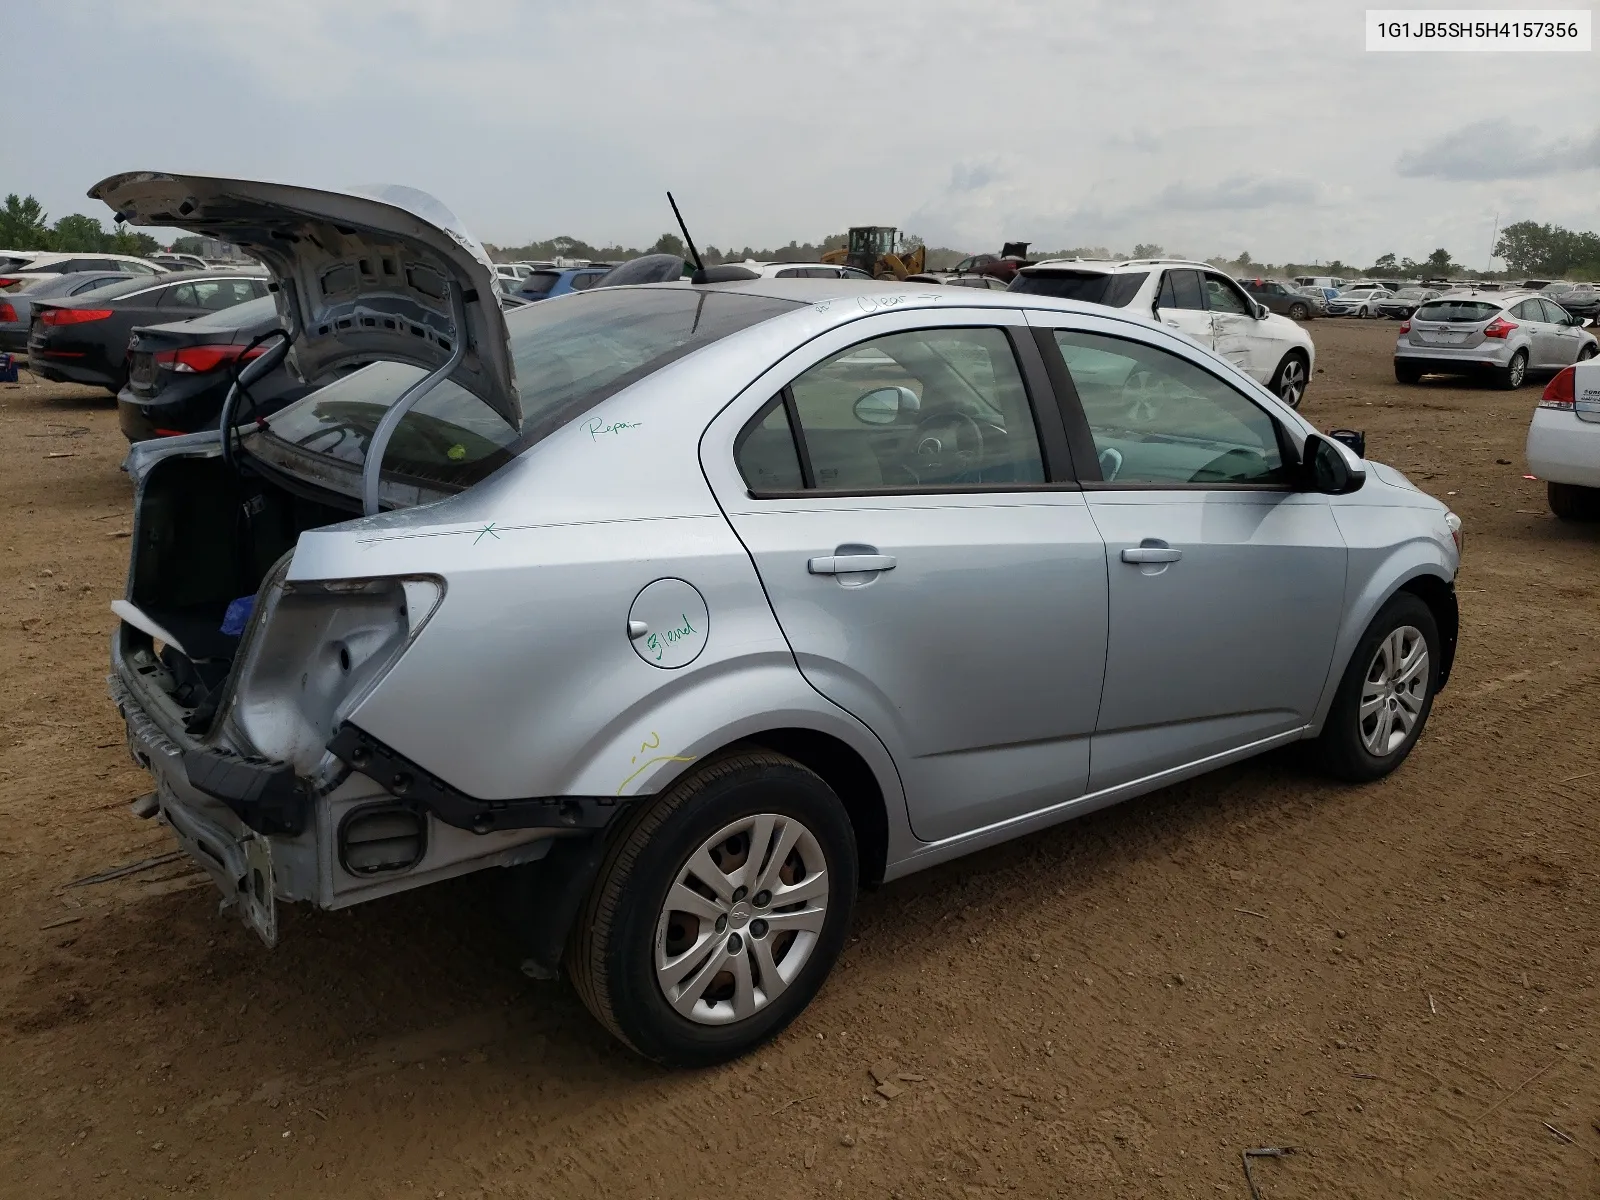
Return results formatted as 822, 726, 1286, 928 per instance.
668, 191, 758, 285
667, 191, 705, 276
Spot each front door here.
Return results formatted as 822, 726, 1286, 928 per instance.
1203, 272, 1266, 381
709, 316, 1110, 843
1035, 319, 1347, 790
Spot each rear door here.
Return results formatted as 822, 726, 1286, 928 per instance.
1153, 269, 1212, 352
1028, 312, 1346, 789
1512, 299, 1558, 368
703, 309, 1111, 843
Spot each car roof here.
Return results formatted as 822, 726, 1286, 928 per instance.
1023, 257, 1215, 275
599, 277, 1165, 324
10, 251, 166, 268
42, 268, 262, 304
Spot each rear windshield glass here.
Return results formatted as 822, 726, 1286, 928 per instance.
260, 287, 803, 488
1009, 270, 1149, 307
1415, 300, 1500, 323
174, 294, 277, 332
517, 272, 559, 295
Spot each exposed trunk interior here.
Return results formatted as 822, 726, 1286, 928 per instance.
127, 453, 353, 721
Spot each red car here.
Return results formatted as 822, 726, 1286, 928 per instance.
952, 242, 1033, 283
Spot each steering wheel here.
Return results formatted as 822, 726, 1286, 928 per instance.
904, 410, 985, 484
1097, 446, 1123, 482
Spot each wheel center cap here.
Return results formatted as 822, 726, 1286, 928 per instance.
728, 902, 751, 930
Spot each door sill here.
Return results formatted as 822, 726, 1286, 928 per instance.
884, 726, 1309, 881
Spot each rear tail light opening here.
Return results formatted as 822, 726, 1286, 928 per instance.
0, 302, 15, 323
1482, 316, 1518, 339
1538, 366, 1575, 411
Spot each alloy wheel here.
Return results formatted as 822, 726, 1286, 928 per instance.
1508, 352, 1526, 387
655, 813, 829, 1025
1359, 625, 1429, 756
1277, 357, 1308, 407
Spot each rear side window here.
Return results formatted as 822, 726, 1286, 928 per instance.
1156, 270, 1205, 310
1415, 300, 1499, 323
735, 326, 1047, 493
518, 272, 559, 296
69, 275, 124, 296
569, 272, 604, 291
1010, 270, 1149, 307
733, 399, 805, 491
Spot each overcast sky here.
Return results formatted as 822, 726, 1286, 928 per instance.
11, 0, 1599, 265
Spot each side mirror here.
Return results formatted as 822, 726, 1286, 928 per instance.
1304, 432, 1365, 495
1253, 300, 1270, 320
853, 385, 920, 426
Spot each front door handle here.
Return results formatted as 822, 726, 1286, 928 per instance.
1121, 544, 1182, 564
808, 554, 896, 575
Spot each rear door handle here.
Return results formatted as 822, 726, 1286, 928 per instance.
808, 554, 896, 575
1121, 545, 1182, 564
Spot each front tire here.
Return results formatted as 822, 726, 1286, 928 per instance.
1548, 480, 1600, 521
569, 750, 858, 1067
1314, 593, 1439, 783
1268, 351, 1310, 408
1494, 349, 1528, 390
1288, 302, 1310, 320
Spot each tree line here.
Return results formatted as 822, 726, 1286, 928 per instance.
1, 193, 159, 257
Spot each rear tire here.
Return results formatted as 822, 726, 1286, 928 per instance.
569, 749, 858, 1067
1548, 480, 1600, 521
1314, 592, 1440, 783
1394, 360, 1423, 385
1493, 349, 1528, 390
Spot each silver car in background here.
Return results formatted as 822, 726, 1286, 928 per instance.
96, 172, 1463, 1066
1395, 290, 1598, 388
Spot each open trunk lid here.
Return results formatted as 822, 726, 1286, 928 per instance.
88, 172, 520, 429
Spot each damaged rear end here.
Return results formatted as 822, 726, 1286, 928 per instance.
97, 172, 522, 944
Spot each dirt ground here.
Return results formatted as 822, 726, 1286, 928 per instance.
1, 320, 1597, 1199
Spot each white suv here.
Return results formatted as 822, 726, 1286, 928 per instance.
1012, 259, 1316, 407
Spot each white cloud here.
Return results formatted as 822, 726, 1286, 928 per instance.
7, 0, 1599, 264
1398, 122, 1600, 181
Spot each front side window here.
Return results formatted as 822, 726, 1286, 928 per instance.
735, 326, 1047, 493
1539, 298, 1570, 323
1203, 275, 1249, 314
1156, 269, 1205, 310
1053, 329, 1287, 486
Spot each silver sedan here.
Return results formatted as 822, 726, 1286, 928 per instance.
97, 172, 1463, 1066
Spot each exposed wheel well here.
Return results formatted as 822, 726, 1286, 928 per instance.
1398, 574, 1458, 689
736, 728, 890, 886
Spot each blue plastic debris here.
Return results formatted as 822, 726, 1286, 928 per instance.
0, 353, 17, 384
221, 594, 256, 636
